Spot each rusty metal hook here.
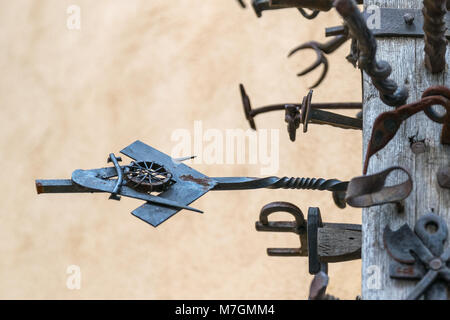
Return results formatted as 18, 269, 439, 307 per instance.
346, 166, 413, 209
288, 35, 348, 88
364, 86, 450, 174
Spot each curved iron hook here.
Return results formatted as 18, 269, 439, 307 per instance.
288, 35, 348, 89
298, 8, 320, 19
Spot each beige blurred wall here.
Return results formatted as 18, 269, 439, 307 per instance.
0, 0, 363, 299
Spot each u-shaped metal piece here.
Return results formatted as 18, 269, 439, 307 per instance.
288, 35, 348, 89
255, 202, 307, 257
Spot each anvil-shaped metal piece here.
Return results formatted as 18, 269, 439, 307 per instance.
36, 141, 348, 227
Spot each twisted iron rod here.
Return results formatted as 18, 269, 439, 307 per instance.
423, 0, 448, 73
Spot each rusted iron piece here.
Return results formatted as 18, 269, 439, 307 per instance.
240, 85, 362, 140
37, 141, 353, 227
346, 166, 413, 208
288, 35, 348, 89
334, 0, 408, 107
437, 166, 450, 189
423, 0, 448, 73
255, 203, 361, 274
308, 271, 339, 300
364, 86, 450, 174
422, 86, 450, 144
384, 213, 450, 300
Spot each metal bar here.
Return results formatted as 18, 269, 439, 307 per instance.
309, 108, 362, 130
250, 102, 362, 117
360, 8, 450, 39
312, 102, 362, 109
35, 179, 99, 194
108, 153, 123, 200
212, 176, 348, 191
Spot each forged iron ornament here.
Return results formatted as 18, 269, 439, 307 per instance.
384, 213, 450, 300
255, 203, 361, 275
288, 34, 348, 89
334, 0, 409, 107
345, 166, 413, 209
125, 161, 174, 193
423, 0, 448, 73
240, 84, 362, 141
364, 86, 450, 175
36, 141, 350, 227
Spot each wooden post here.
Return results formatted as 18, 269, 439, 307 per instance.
362, 0, 449, 299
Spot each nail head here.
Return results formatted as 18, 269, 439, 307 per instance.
410, 141, 426, 154
403, 13, 414, 25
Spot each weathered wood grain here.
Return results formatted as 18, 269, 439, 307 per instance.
362, 0, 449, 299
319, 228, 361, 262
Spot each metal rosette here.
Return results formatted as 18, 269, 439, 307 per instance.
124, 161, 174, 193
